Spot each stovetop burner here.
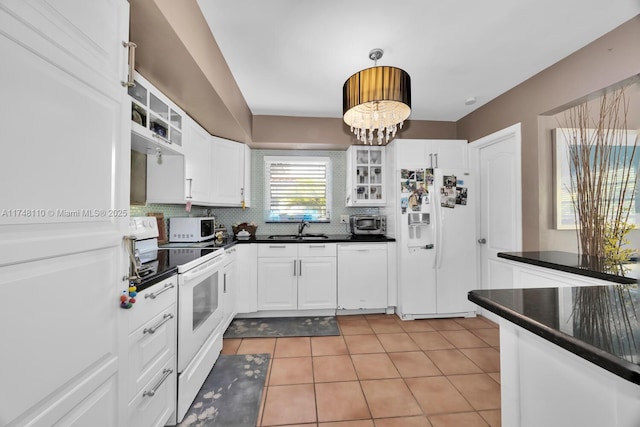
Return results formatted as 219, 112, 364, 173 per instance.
136, 246, 225, 289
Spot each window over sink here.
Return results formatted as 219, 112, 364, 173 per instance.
264, 156, 331, 222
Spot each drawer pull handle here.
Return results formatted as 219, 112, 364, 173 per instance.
143, 368, 173, 397
269, 245, 286, 248
309, 245, 326, 248
145, 283, 175, 299
143, 313, 174, 334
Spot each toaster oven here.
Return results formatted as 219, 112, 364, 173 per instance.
349, 215, 386, 235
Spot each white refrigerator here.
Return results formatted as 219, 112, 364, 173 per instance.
391, 166, 478, 319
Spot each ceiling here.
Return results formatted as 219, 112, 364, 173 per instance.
196, 0, 640, 123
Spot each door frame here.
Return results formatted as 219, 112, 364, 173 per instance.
469, 123, 523, 292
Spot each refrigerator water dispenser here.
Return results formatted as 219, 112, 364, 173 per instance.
407, 213, 430, 239
408, 213, 430, 225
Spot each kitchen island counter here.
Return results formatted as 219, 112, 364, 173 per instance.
468, 285, 640, 426
498, 250, 638, 284
469, 286, 640, 384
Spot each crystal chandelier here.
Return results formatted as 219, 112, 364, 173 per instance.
343, 48, 411, 145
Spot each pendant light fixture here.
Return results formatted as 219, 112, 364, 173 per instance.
343, 48, 411, 145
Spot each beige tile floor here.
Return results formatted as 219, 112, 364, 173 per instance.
221, 314, 501, 427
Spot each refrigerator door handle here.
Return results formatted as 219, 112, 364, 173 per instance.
437, 205, 444, 269
433, 182, 442, 269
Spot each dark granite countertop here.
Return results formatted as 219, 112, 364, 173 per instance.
498, 251, 638, 284
468, 285, 640, 384
233, 234, 395, 243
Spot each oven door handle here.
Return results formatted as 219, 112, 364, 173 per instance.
181, 255, 226, 283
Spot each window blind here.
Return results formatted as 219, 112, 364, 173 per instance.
264, 156, 331, 222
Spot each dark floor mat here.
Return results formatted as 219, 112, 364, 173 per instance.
223, 316, 340, 338
177, 353, 269, 427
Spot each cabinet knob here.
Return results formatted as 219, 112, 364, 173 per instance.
478, 238, 487, 244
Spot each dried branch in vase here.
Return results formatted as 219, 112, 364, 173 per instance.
560, 86, 639, 274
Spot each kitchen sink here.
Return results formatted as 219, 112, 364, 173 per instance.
266, 233, 329, 240
299, 234, 329, 239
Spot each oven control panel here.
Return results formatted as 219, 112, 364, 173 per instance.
129, 216, 159, 240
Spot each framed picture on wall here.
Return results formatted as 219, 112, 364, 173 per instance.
553, 128, 639, 230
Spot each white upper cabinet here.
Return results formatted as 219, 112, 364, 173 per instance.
134, 72, 186, 204
346, 146, 386, 206
243, 144, 252, 208
129, 72, 184, 156
211, 136, 247, 207
138, 81, 252, 207
183, 116, 214, 205
395, 139, 468, 168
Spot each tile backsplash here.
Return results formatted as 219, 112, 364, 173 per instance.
130, 148, 379, 236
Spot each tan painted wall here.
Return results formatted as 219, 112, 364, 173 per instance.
252, 116, 457, 150
456, 15, 640, 251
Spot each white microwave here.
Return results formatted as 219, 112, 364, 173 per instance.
169, 217, 216, 242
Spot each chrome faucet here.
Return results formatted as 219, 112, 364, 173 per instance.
297, 220, 310, 236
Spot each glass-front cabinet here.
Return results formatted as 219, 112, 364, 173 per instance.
346, 146, 386, 206
128, 72, 183, 153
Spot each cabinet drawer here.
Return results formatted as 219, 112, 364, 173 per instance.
126, 304, 176, 401
298, 243, 336, 257
258, 243, 298, 258
127, 276, 177, 333
127, 356, 176, 427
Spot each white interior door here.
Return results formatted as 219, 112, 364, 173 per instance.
469, 124, 523, 319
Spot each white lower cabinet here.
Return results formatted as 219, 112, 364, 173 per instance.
257, 243, 337, 311
126, 356, 176, 427
236, 243, 258, 313
223, 247, 238, 324
337, 243, 388, 309
500, 258, 616, 288
123, 276, 177, 426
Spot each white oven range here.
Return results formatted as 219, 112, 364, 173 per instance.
129, 217, 228, 425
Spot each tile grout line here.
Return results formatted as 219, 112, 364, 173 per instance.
228, 314, 499, 426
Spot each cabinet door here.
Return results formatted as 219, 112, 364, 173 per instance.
223, 254, 237, 323
432, 140, 468, 168
347, 146, 386, 206
337, 244, 388, 309
211, 136, 244, 206
243, 144, 252, 208
298, 257, 337, 309
395, 139, 429, 165
146, 154, 185, 204
395, 139, 468, 169
236, 244, 258, 313
257, 258, 298, 310
0, 1, 129, 425
183, 117, 213, 204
